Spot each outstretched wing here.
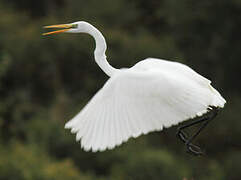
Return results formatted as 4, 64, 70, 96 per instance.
65, 68, 225, 152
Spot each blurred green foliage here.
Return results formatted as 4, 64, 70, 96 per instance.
0, 0, 240, 179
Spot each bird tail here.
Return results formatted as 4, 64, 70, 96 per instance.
209, 85, 226, 108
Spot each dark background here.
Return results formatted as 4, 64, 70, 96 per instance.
0, 0, 240, 179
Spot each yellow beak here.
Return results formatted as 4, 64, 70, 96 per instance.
42, 24, 73, 36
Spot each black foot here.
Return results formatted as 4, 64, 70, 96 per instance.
176, 106, 220, 156
186, 142, 204, 156
177, 129, 204, 156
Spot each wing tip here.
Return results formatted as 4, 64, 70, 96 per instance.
64, 121, 73, 129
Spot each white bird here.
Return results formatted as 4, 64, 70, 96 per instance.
43, 21, 226, 155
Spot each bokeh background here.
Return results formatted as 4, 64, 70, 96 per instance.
0, 0, 241, 179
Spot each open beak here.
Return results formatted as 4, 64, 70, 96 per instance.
42, 24, 73, 36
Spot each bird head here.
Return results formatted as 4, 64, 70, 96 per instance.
43, 21, 90, 35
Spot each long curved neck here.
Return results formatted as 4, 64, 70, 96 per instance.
85, 24, 119, 77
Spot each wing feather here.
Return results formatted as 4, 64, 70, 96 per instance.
92, 102, 104, 151
65, 65, 226, 151
122, 101, 132, 141
116, 100, 125, 144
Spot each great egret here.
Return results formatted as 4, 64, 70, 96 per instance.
43, 21, 226, 155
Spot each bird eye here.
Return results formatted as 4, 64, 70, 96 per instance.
72, 24, 78, 29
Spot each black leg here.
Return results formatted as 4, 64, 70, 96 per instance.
176, 115, 210, 145
177, 116, 210, 156
176, 106, 219, 156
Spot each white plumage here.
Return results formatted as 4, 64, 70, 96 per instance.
65, 58, 225, 152
44, 21, 226, 152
